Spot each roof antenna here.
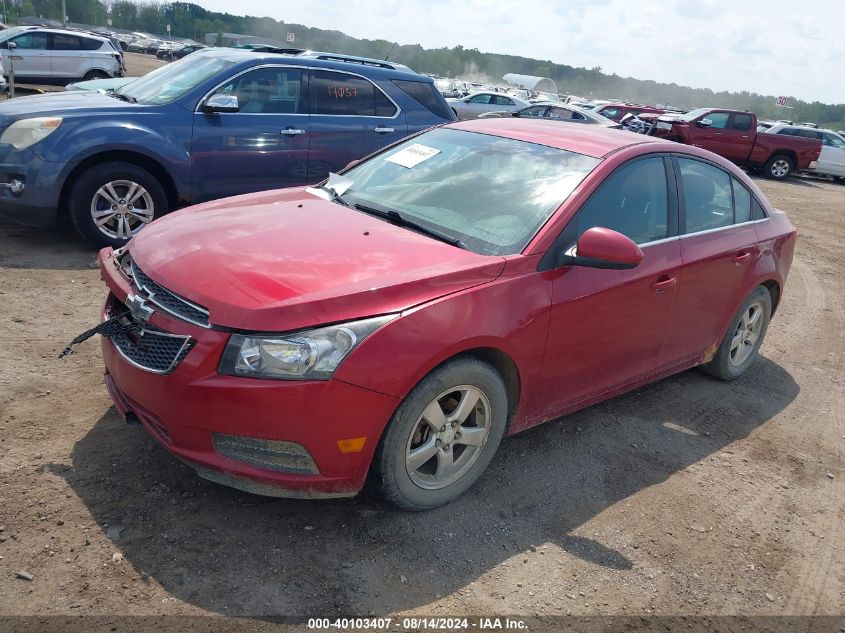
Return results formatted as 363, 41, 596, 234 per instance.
384, 42, 397, 61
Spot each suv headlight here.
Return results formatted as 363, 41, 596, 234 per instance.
0, 117, 62, 149
219, 314, 396, 380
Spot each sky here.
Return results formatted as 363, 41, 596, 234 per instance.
194, 0, 845, 104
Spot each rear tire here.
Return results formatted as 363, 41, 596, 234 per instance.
68, 161, 168, 248
703, 286, 772, 381
83, 69, 110, 81
764, 154, 794, 180
375, 357, 508, 511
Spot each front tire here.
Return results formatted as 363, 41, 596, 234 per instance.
375, 358, 508, 511
68, 161, 168, 248
764, 154, 794, 180
83, 69, 110, 81
703, 286, 772, 381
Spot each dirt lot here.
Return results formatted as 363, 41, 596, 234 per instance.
0, 175, 843, 625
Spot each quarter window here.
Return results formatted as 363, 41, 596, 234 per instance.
571, 156, 669, 244
732, 178, 751, 223
678, 158, 733, 233
312, 71, 396, 117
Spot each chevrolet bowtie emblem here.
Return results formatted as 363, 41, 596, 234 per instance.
126, 294, 154, 323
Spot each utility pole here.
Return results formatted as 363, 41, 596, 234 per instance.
62, 0, 67, 26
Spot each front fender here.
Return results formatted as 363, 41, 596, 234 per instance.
35, 111, 193, 199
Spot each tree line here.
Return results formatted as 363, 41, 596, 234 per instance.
8, 0, 844, 130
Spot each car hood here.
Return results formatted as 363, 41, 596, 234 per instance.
0, 90, 134, 122
129, 188, 506, 332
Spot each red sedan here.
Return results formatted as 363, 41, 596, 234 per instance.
96, 119, 796, 510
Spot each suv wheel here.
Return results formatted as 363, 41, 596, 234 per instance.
69, 162, 168, 248
83, 69, 110, 81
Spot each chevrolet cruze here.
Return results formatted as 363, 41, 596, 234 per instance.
94, 119, 796, 510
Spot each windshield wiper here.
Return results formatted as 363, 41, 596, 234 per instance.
353, 203, 466, 249
319, 184, 350, 207
109, 91, 136, 103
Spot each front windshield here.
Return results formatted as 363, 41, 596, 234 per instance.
340, 128, 601, 256
0, 27, 29, 42
116, 53, 234, 105
679, 108, 711, 121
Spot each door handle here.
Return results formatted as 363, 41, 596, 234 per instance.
651, 276, 677, 293
281, 128, 305, 135
374, 126, 395, 133
733, 252, 752, 265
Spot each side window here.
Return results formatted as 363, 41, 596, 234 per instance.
548, 107, 572, 120
570, 156, 669, 245
10, 32, 49, 50
678, 158, 733, 233
469, 94, 492, 104
519, 106, 547, 117
732, 178, 751, 223
777, 128, 797, 136
751, 197, 767, 220
495, 95, 514, 106
571, 111, 586, 121
731, 113, 753, 131
312, 71, 396, 117
822, 133, 845, 148
51, 34, 83, 50
602, 107, 620, 119
214, 67, 303, 114
80, 37, 105, 51
703, 112, 730, 129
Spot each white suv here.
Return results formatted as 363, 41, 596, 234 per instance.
765, 123, 845, 180
0, 27, 123, 85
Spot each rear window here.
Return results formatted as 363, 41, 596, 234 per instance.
391, 79, 455, 121
81, 37, 105, 51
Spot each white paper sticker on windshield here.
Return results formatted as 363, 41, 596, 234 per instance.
386, 144, 441, 168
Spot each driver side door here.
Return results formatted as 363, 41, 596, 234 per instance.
2, 31, 51, 79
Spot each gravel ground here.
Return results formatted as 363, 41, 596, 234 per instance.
0, 159, 842, 622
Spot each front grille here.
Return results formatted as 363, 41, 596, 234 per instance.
127, 258, 211, 328
106, 300, 193, 374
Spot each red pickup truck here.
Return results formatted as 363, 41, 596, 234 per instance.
650, 108, 821, 180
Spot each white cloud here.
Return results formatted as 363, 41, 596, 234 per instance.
191, 0, 845, 103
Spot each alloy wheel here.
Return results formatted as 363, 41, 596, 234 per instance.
90, 179, 155, 241
405, 385, 492, 490
770, 160, 790, 178
729, 300, 765, 366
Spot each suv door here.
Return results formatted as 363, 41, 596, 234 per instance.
2, 31, 51, 79
662, 156, 759, 364
307, 69, 407, 182
48, 33, 87, 80
191, 65, 311, 202
540, 155, 682, 414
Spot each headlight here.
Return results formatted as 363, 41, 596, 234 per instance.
0, 117, 62, 149
220, 315, 396, 380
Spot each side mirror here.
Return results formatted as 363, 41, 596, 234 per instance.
561, 227, 643, 270
203, 94, 239, 114
6, 42, 16, 50
697, 118, 713, 128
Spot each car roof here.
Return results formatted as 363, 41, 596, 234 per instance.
449, 118, 663, 158
195, 47, 420, 79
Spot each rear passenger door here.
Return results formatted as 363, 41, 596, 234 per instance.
662, 156, 760, 364
48, 33, 88, 80
307, 69, 407, 182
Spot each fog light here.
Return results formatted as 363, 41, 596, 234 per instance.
0, 178, 25, 195
212, 433, 319, 475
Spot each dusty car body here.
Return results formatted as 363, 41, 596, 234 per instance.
96, 119, 796, 510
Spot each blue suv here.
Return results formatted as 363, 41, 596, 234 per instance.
0, 48, 455, 247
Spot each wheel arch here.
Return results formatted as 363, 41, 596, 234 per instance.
760, 278, 782, 315
59, 150, 180, 219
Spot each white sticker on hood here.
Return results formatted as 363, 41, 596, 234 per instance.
386, 143, 441, 169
